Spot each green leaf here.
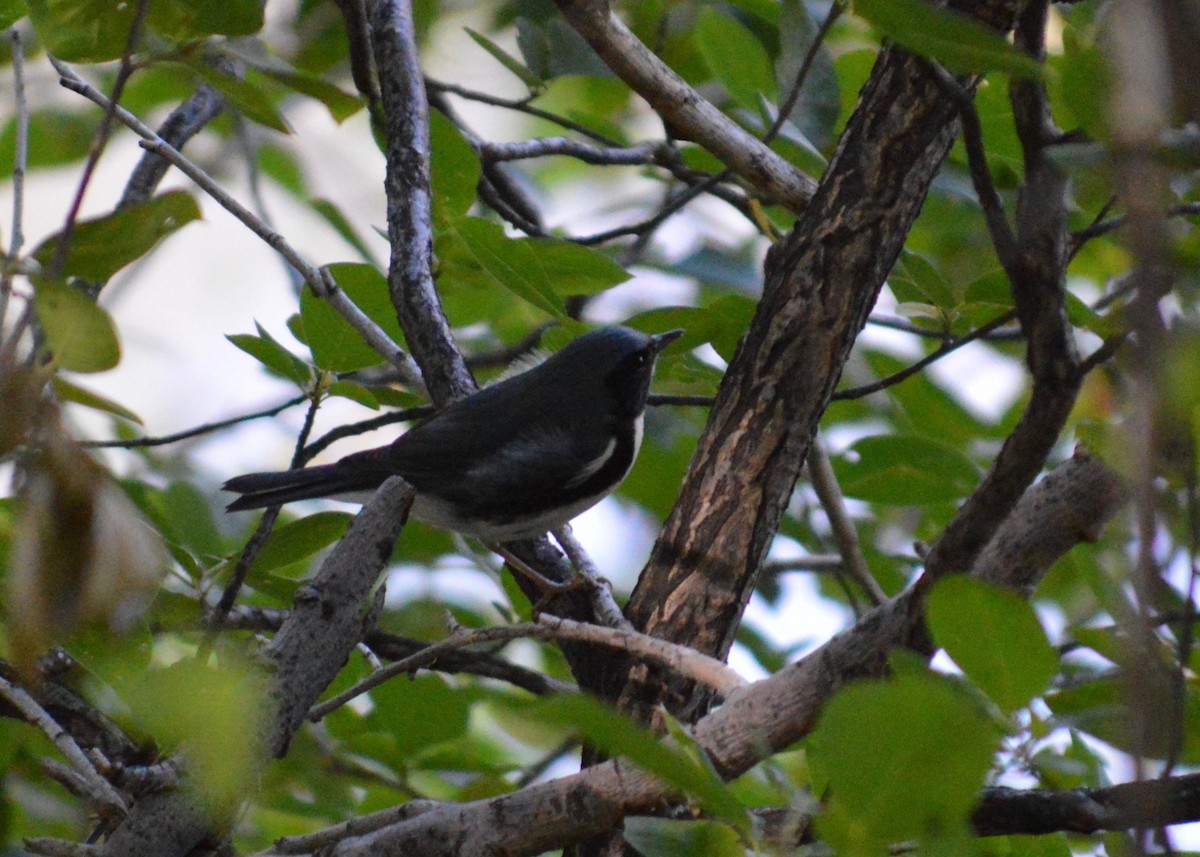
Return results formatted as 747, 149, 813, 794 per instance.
525, 240, 630, 297
296, 263, 404, 373
466, 27, 544, 89
809, 671, 999, 853
362, 674, 472, 756
27, 0, 138, 61
188, 60, 290, 134
33, 280, 120, 373
508, 694, 749, 831
622, 818, 744, 857
27, 0, 263, 61
0, 0, 24, 30
324, 262, 405, 341
1044, 675, 1200, 763
152, 0, 264, 40
695, 8, 777, 110
892, 249, 958, 309
865, 352, 990, 447
834, 434, 981, 504
625, 306, 718, 352
250, 511, 353, 576
160, 482, 224, 558
1064, 291, 1121, 338
258, 142, 306, 195
126, 657, 263, 812
0, 109, 96, 176
438, 217, 565, 317
32, 190, 201, 281
1057, 28, 1110, 141
928, 577, 1059, 713
52, 376, 142, 424
853, 0, 1043, 79
776, 0, 841, 148
985, 834, 1074, 857
227, 323, 311, 386
515, 18, 615, 80
310, 199, 380, 266
328, 380, 380, 410
300, 286, 382, 373
194, 0, 264, 35
704, 294, 757, 362
430, 111, 482, 221
260, 68, 363, 123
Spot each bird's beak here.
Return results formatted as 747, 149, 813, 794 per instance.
650, 328, 685, 353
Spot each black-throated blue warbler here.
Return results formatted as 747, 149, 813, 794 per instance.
223, 326, 683, 541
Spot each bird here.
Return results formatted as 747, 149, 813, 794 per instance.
223, 325, 684, 542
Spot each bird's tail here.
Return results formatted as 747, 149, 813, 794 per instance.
223, 464, 380, 511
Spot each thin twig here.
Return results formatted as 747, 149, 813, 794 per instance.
867, 313, 1022, 341
203, 395, 325, 645
806, 440, 887, 605
48, 0, 151, 279
233, 112, 303, 293
0, 676, 128, 816
1078, 332, 1128, 375
117, 81, 225, 212
1072, 201, 1200, 251
552, 0, 816, 212
0, 300, 34, 370
211, 603, 572, 696
480, 137, 666, 165
79, 394, 307, 449
761, 1, 843, 146
515, 735, 580, 788
480, 135, 754, 222
302, 406, 431, 462
426, 77, 624, 147
553, 527, 632, 630
831, 311, 1017, 400
254, 800, 440, 855
762, 554, 851, 574
0, 28, 30, 344
51, 60, 426, 392
372, 0, 474, 405
308, 615, 746, 721
573, 169, 734, 246
922, 60, 1019, 269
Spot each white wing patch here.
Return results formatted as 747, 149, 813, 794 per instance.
565, 437, 617, 489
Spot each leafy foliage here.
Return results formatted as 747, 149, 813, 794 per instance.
0, 0, 1197, 853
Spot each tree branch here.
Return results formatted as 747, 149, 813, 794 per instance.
369, 0, 473, 405
309, 615, 745, 723
52, 61, 425, 391
971, 774, 1200, 836
619, 16, 1014, 723
212, 605, 572, 697
917, 3, 1080, 585
315, 452, 1125, 857
552, 0, 817, 213
96, 479, 416, 856
0, 675, 128, 818
805, 440, 886, 605
80, 395, 306, 449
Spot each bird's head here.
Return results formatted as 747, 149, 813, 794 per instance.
543, 326, 684, 419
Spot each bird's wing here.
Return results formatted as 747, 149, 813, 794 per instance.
333, 369, 609, 489
459, 425, 614, 497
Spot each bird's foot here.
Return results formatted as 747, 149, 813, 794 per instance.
491, 544, 590, 613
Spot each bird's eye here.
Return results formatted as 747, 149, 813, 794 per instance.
634, 351, 649, 366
